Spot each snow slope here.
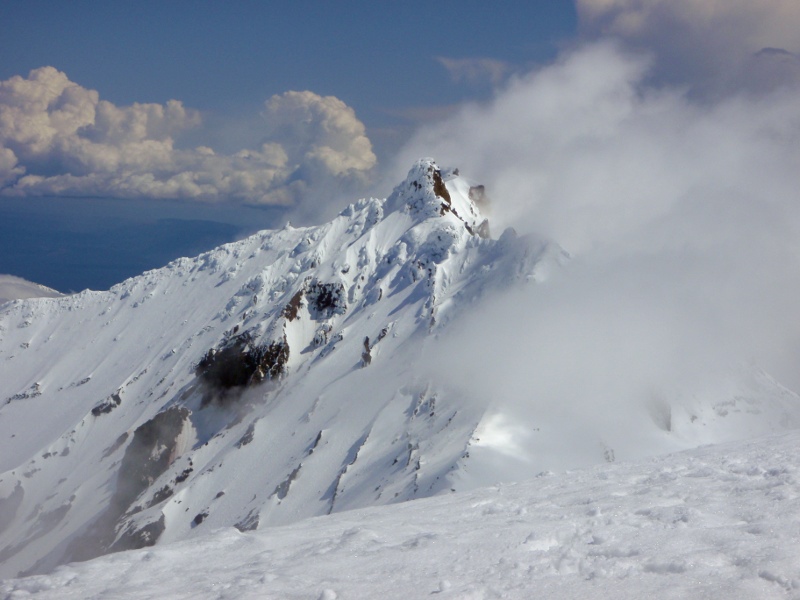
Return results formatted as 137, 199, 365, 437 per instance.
0, 159, 798, 581
3, 429, 800, 599
0, 160, 558, 577
0, 275, 61, 304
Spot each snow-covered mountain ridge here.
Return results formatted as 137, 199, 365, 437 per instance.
0, 159, 798, 580
0, 159, 560, 577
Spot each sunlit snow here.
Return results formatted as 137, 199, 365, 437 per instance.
0, 160, 798, 597
3, 430, 799, 599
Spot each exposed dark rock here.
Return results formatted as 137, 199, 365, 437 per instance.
91, 392, 122, 416
235, 509, 259, 532
174, 467, 193, 483
271, 464, 302, 501
149, 485, 174, 507
282, 289, 304, 321
118, 407, 191, 505
7, 382, 42, 402
236, 422, 256, 448
192, 511, 208, 527
432, 168, 451, 205
312, 323, 333, 348
307, 430, 323, 455
376, 326, 390, 343
110, 514, 166, 553
196, 332, 289, 400
306, 281, 346, 318
64, 406, 191, 564
361, 336, 372, 367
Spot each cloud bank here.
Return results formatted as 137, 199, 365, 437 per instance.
576, 0, 800, 96
397, 39, 800, 454
0, 67, 375, 207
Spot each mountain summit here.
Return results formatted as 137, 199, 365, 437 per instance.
0, 159, 559, 576
0, 159, 797, 578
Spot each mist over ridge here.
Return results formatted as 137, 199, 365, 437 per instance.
1, 3, 800, 593
391, 42, 800, 431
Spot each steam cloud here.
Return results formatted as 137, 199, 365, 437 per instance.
397, 38, 800, 465
0, 67, 376, 207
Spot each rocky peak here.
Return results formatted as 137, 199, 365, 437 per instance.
387, 158, 490, 237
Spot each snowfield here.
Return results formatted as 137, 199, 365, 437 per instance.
1, 159, 799, 597
3, 429, 800, 599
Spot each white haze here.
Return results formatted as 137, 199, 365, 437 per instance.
393, 41, 800, 452
576, 0, 800, 96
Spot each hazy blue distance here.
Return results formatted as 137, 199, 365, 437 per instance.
0, 2, 577, 292
0, 197, 285, 293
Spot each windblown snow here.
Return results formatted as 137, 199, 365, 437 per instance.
0, 159, 799, 595
0, 276, 61, 305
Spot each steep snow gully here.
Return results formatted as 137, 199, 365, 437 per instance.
0, 159, 799, 583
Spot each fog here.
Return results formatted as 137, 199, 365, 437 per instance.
394, 41, 800, 460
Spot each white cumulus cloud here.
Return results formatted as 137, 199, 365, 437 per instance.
264, 91, 376, 178
0, 147, 22, 186
0, 68, 375, 208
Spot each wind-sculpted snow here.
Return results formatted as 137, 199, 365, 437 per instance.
4, 430, 800, 599
0, 159, 798, 580
0, 159, 559, 577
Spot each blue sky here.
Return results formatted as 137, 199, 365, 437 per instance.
1, 1, 799, 293
0, 2, 578, 291
0, 1, 577, 158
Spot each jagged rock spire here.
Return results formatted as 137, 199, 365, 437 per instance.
387, 158, 490, 237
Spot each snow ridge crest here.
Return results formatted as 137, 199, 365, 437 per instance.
387, 158, 489, 237
0, 158, 556, 579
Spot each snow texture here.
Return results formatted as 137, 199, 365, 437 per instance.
3, 430, 800, 599
0, 159, 557, 577
0, 159, 798, 593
